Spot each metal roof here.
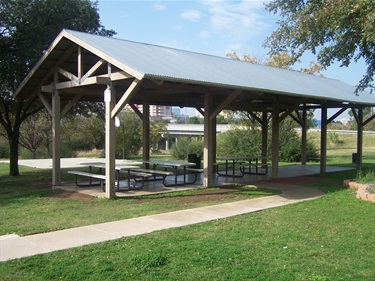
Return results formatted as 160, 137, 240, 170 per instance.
15, 29, 375, 108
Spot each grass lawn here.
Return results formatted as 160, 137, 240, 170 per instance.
1, 168, 375, 280
1, 131, 375, 280
0, 164, 279, 236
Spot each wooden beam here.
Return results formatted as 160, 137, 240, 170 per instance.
57, 67, 79, 84
61, 94, 82, 118
301, 108, 307, 165
356, 108, 363, 168
143, 101, 150, 164
210, 90, 242, 120
42, 71, 134, 92
363, 110, 375, 126
129, 103, 143, 119
204, 94, 215, 187
96, 71, 133, 83
78, 46, 82, 80
279, 103, 301, 121
261, 111, 268, 166
271, 105, 280, 178
16, 43, 76, 97
327, 107, 348, 123
320, 106, 327, 173
52, 71, 61, 187
37, 92, 52, 116
195, 107, 204, 117
79, 59, 105, 83
111, 79, 141, 118
105, 63, 116, 199
247, 111, 262, 124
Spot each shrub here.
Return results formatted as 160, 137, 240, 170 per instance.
217, 128, 261, 157
0, 144, 9, 159
355, 168, 375, 184
171, 137, 203, 160
217, 126, 319, 163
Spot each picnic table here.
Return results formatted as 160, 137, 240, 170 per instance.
142, 160, 200, 186
215, 156, 268, 177
69, 161, 149, 191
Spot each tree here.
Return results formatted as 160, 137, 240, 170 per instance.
150, 120, 167, 152
0, 0, 115, 176
226, 51, 323, 75
19, 110, 51, 159
115, 111, 142, 159
187, 116, 201, 124
264, 0, 375, 92
62, 114, 105, 154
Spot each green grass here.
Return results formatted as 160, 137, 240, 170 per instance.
308, 131, 375, 166
1, 131, 375, 279
0, 163, 278, 236
1, 170, 375, 280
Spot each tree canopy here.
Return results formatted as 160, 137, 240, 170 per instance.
264, 0, 375, 92
0, 0, 115, 176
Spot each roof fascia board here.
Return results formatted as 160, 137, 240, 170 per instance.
144, 74, 375, 107
14, 30, 68, 97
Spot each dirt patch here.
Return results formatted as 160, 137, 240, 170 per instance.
42, 190, 95, 203
261, 176, 324, 185
127, 188, 244, 204
43, 186, 266, 205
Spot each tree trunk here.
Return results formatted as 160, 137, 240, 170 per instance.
9, 135, 20, 176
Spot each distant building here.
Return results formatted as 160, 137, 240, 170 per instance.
128, 105, 173, 118
172, 107, 181, 116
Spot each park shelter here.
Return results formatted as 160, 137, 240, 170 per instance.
15, 29, 375, 198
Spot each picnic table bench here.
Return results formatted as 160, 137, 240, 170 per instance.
131, 168, 174, 182
215, 156, 268, 177
68, 170, 107, 191
69, 161, 154, 191
142, 160, 201, 186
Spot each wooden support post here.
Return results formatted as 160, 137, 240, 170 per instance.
105, 64, 116, 199
261, 111, 268, 166
301, 108, 307, 165
52, 71, 61, 187
271, 106, 280, 178
356, 108, 363, 168
143, 101, 150, 165
320, 106, 327, 173
204, 94, 215, 187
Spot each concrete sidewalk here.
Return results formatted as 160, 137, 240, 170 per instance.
0, 183, 323, 262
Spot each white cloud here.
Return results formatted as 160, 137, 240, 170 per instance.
186, 0, 271, 55
179, 9, 202, 21
201, 0, 269, 35
153, 2, 166, 11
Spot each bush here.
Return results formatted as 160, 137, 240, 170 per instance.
217, 125, 319, 162
355, 168, 375, 184
0, 144, 9, 159
217, 128, 261, 157
171, 137, 203, 160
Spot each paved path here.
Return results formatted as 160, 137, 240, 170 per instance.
0, 183, 323, 262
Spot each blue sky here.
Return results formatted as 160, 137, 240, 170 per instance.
97, 0, 367, 119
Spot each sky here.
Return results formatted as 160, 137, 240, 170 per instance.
97, 0, 368, 119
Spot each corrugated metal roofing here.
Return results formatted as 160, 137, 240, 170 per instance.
16, 29, 375, 106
